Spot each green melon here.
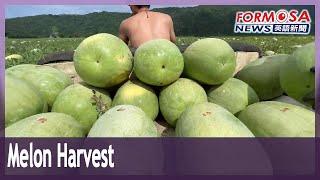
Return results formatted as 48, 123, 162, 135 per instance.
112, 80, 159, 120
159, 78, 208, 127
5, 54, 23, 61
5, 112, 85, 137
6, 64, 72, 107
183, 38, 236, 85
74, 33, 133, 88
134, 39, 184, 86
52, 83, 112, 133
207, 78, 259, 114
176, 102, 254, 137
272, 95, 313, 111
5, 74, 47, 127
238, 101, 315, 137
280, 42, 315, 104
236, 54, 289, 100
88, 105, 159, 137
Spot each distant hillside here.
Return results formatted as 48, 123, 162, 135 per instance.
5, 5, 315, 38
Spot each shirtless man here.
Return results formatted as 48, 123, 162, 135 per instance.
119, 5, 176, 48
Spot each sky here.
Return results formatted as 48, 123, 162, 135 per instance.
5, 5, 195, 19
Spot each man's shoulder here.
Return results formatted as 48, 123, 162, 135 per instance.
121, 11, 172, 24
120, 16, 134, 29
120, 17, 132, 25
152, 11, 172, 19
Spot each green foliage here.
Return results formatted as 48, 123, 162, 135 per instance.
50, 26, 60, 38
6, 12, 129, 38
5, 35, 315, 69
5, 38, 83, 68
5, 5, 315, 38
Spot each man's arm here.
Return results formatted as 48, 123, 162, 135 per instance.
169, 17, 176, 43
119, 21, 129, 44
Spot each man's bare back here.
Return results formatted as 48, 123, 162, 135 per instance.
119, 6, 176, 48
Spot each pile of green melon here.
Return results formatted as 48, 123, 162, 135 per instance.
5, 33, 315, 138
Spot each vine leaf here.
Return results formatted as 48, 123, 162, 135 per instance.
91, 89, 109, 118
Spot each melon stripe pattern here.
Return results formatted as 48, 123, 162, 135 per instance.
238, 101, 315, 137
88, 105, 159, 137
207, 78, 259, 114
5, 112, 85, 137
6, 64, 72, 107
5, 74, 47, 127
176, 102, 254, 137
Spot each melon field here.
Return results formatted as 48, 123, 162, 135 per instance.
5, 35, 314, 68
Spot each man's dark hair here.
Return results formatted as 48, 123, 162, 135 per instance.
135, 5, 150, 9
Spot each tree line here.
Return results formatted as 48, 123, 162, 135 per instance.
5, 5, 315, 38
